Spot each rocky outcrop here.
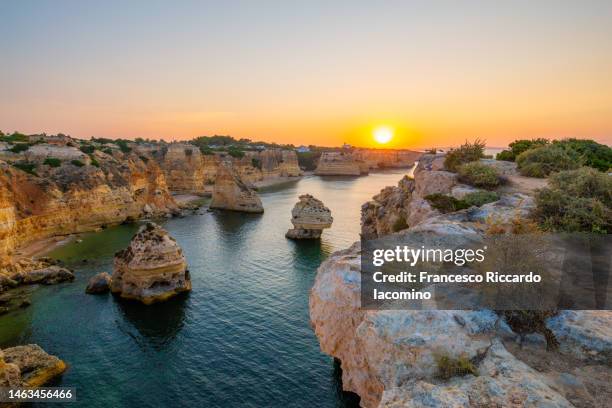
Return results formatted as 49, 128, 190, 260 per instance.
0, 151, 178, 257
0, 257, 73, 292
286, 194, 333, 239
311, 152, 611, 407
157, 144, 208, 195
111, 223, 190, 304
210, 163, 264, 213
1, 344, 66, 387
314, 152, 365, 176
85, 272, 112, 294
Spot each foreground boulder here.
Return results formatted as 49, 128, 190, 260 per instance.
210, 163, 264, 213
286, 194, 333, 239
85, 272, 112, 294
1, 344, 67, 387
111, 223, 191, 304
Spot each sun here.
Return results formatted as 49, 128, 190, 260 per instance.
373, 126, 393, 144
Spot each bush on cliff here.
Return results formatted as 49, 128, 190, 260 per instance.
462, 191, 499, 207
0, 132, 28, 143
553, 138, 612, 172
43, 157, 61, 167
79, 145, 95, 154
70, 159, 85, 167
516, 145, 579, 177
425, 194, 470, 213
12, 162, 38, 176
444, 139, 486, 172
435, 354, 478, 380
457, 162, 501, 189
9, 143, 30, 153
227, 146, 245, 158
533, 167, 611, 233
496, 138, 549, 162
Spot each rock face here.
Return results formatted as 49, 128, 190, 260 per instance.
314, 152, 365, 176
1, 344, 67, 387
158, 144, 208, 195
209, 163, 264, 213
111, 223, 190, 304
0, 150, 178, 256
285, 194, 333, 239
311, 152, 612, 407
85, 272, 112, 294
352, 149, 422, 170
0, 257, 74, 292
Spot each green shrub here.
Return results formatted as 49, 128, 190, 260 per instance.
496, 138, 549, 162
516, 145, 579, 177
199, 146, 214, 155
9, 143, 30, 153
102, 148, 113, 155
533, 167, 611, 233
462, 191, 499, 207
43, 157, 61, 167
435, 354, 478, 380
116, 140, 131, 153
12, 162, 38, 176
227, 146, 245, 158
79, 145, 95, 154
90, 158, 100, 167
71, 159, 85, 167
457, 162, 501, 189
425, 194, 470, 213
553, 138, 612, 172
444, 139, 485, 172
495, 150, 515, 162
139, 155, 149, 163
251, 158, 262, 169
0, 132, 28, 143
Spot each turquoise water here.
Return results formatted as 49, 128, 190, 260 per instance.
0, 171, 411, 407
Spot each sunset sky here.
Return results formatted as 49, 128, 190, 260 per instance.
1, 1, 611, 148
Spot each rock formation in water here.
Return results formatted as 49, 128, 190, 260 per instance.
310, 153, 611, 407
0, 139, 178, 257
111, 222, 190, 304
352, 148, 422, 170
314, 152, 365, 176
285, 194, 333, 239
1, 344, 67, 387
0, 257, 74, 293
85, 272, 112, 294
209, 163, 264, 213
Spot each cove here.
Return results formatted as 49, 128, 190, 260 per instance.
0, 170, 411, 408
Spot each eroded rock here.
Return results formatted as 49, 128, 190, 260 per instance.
111, 223, 191, 304
286, 194, 333, 239
1, 344, 67, 387
209, 163, 264, 213
85, 272, 112, 294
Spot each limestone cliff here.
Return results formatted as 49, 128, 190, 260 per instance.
111, 222, 190, 304
0, 149, 178, 257
210, 163, 264, 213
157, 144, 208, 195
310, 153, 611, 407
314, 152, 365, 176
286, 194, 333, 239
352, 148, 422, 169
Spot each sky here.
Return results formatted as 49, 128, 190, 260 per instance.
1, 0, 611, 148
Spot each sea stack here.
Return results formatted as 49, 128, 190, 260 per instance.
111, 222, 191, 304
210, 162, 264, 213
286, 194, 333, 239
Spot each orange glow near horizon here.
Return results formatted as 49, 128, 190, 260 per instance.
1, 3, 611, 149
